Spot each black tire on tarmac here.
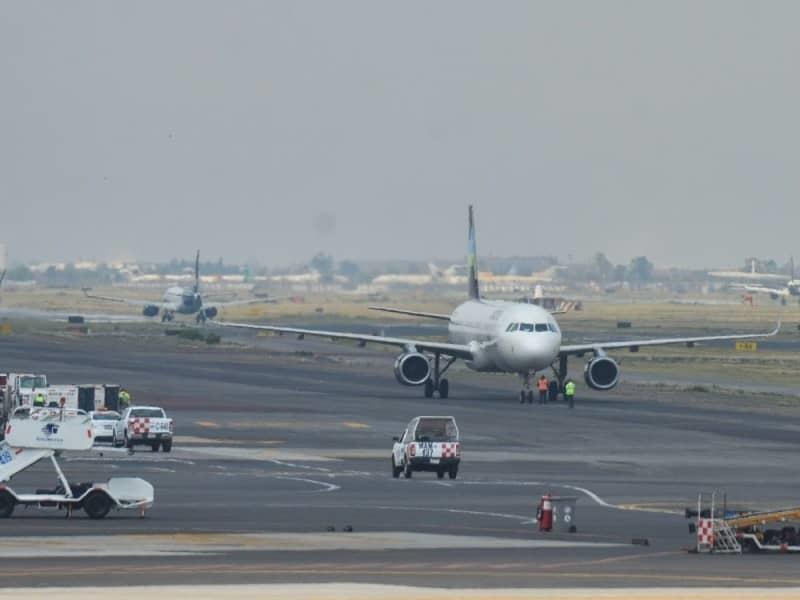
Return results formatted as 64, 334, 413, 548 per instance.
448, 468, 458, 480
438, 379, 449, 399
403, 460, 413, 479
391, 457, 402, 478
0, 490, 15, 518
125, 432, 133, 450
162, 440, 173, 453
424, 380, 434, 399
151, 443, 160, 452
437, 470, 444, 479
83, 491, 113, 520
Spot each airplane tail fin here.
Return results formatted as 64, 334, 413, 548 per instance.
193, 250, 200, 293
467, 205, 480, 300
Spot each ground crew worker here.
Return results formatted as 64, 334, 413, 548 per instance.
537, 375, 549, 404
33, 392, 46, 408
564, 379, 576, 409
119, 388, 131, 409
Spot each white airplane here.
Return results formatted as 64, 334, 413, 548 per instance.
733, 259, 800, 305
84, 251, 271, 323
217, 207, 780, 403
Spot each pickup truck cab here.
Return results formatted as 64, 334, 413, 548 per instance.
113, 406, 173, 452
392, 416, 460, 480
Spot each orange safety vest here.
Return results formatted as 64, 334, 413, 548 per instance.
537, 378, 549, 392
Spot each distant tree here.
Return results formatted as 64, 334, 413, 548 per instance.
310, 252, 334, 284
6, 265, 34, 281
338, 260, 360, 281
628, 256, 654, 284
592, 252, 614, 281
613, 264, 627, 282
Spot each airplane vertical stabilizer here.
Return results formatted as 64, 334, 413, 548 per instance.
468, 205, 480, 300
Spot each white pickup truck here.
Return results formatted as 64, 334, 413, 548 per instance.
391, 416, 460, 480
112, 406, 173, 452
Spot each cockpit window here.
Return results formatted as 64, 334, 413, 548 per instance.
534, 323, 549, 332
505, 323, 519, 332
548, 321, 560, 333
519, 323, 534, 332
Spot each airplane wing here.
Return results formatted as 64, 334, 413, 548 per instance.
368, 306, 451, 321
215, 321, 475, 360
82, 289, 174, 309
740, 285, 788, 297
560, 320, 781, 356
204, 297, 280, 309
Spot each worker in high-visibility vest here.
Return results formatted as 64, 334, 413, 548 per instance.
564, 379, 576, 409
119, 389, 131, 409
537, 375, 549, 404
33, 392, 46, 408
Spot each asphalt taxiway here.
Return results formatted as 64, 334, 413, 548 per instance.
1, 332, 800, 588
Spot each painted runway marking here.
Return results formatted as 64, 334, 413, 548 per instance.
275, 476, 341, 493
269, 459, 332, 473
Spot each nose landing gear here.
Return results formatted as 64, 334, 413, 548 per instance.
519, 372, 534, 404
161, 311, 174, 323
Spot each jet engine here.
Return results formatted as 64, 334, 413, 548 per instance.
584, 356, 620, 390
203, 307, 218, 319
142, 305, 159, 317
393, 352, 431, 386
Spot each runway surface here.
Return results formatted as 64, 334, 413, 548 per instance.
1, 332, 800, 588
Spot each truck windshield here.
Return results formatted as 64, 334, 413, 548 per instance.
130, 409, 165, 418
415, 418, 458, 442
19, 376, 47, 389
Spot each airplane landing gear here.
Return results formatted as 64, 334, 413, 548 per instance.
550, 354, 568, 402
161, 311, 174, 323
195, 312, 207, 324
424, 353, 455, 399
519, 372, 533, 404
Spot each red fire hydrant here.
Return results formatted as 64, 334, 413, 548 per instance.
537, 493, 553, 532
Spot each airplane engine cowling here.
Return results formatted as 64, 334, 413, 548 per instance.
393, 352, 431, 386
584, 356, 620, 390
142, 305, 159, 317
203, 307, 218, 319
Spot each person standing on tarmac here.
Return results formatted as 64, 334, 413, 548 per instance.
564, 379, 576, 409
119, 389, 131, 409
537, 375, 549, 404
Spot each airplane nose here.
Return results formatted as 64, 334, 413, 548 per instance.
504, 334, 560, 371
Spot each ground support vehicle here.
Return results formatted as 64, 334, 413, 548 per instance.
688, 491, 800, 554
113, 406, 173, 452
0, 407, 154, 519
392, 416, 460, 479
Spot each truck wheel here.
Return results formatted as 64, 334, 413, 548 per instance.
83, 491, 113, 519
125, 432, 133, 449
112, 430, 120, 448
151, 443, 160, 452
424, 379, 434, 399
448, 468, 458, 480
0, 490, 16, 518
436, 470, 444, 479
403, 460, 413, 479
391, 457, 402, 478
162, 440, 172, 453
438, 379, 449, 399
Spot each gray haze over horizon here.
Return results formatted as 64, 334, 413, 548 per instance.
1, 1, 798, 269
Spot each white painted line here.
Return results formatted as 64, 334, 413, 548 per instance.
275, 476, 341, 493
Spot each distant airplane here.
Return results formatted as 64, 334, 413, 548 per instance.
732, 258, 799, 305
217, 207, 779, 403
84, 251, 271, 322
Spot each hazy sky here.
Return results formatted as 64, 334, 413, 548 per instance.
1, 1, 798, 268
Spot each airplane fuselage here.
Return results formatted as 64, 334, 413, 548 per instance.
448, 300, 562, 374
163, 286, 203, 315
